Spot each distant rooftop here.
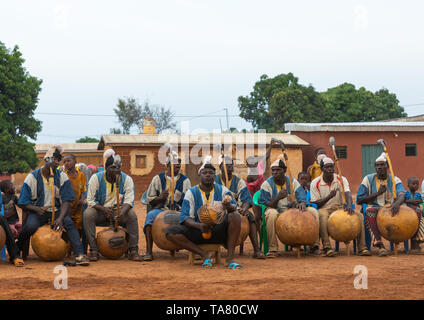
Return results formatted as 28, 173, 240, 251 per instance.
35, 143, 101, 154
285, 122, 424, 132
98, 133, 309, 150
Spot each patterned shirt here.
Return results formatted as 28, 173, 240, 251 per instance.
215, 174, 252, 207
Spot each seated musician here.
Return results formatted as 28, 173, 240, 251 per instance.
143, 151, 191, 261
258, 158, 320, 258
356, 153, 406, 257
216, 155, 264, 259
17, 145, 89, 265
0, 191, 24, 266
310, 157, 371, 257
165, 155, 243, 269
83, 150, 142, 261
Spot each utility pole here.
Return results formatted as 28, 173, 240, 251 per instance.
224, 108, 229, 131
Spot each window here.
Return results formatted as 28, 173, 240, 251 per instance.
335, 146, 347, 159
405, 144, 417, 157
135, 155, 147, 168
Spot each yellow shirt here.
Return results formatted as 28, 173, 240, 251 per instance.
308, 162, 322, 181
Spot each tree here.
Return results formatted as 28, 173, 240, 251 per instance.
320, 83, 406, 122
112, 97, 176, 134
238, 73, 325, 132
76, 136, 99, 143
238, 73, 406, 132
0, 42, 42, 174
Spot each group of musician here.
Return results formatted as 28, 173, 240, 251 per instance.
1, 140, 423, 269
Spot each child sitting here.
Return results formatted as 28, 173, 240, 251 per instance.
405, 176, 424, 252
0, 180, 22, 239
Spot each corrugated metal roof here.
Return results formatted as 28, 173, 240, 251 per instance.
36, 143, 102, 154
98, 133, 309, 149
285, 122, 424, 132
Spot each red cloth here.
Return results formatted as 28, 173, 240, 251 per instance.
246, 174, 265, 196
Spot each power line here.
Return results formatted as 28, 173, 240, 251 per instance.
35, 112, 241, 118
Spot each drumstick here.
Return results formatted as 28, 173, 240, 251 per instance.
170, 152, 175, 209
329, 137, 350, 256
329, 137, 347, 203
115, 177, 120, 231
377, 139, 396, 198
50, 167, 56, 227
221, 144, 229, 189
278, 141, 295, 203
377, 139, 399, 255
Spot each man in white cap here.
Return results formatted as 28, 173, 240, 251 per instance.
310, 157, 371, 257
356, 152, 406, 256
165, 155, 243, 269
215, 155, 264, 259
84, 150, 142, 261
142, 150, 191, 261
258, 158, 320, 258
17, 145, 90, 265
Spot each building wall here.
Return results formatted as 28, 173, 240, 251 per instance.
110, 145, 305, 200
293, 131, 424, 194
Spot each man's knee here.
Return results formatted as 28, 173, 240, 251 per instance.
83, 207, 98, 223
228, 210, 241, 224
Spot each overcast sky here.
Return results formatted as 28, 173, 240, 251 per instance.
1, 0, 423, 143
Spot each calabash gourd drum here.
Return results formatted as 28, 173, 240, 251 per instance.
0, 226, 6, 252
377, 204, 419, 243
152, 210, 181, 251
276, 209, 319, 246
31, 225, 70, 261
97, 226, 129, 259
328, 209, 361, 242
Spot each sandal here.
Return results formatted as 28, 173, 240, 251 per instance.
266, 251, 277, 258
323, 248, 337, 257
377, 248, 390, 257
13, 258, 25, 267
308, 246, 320, 256
202, 258, 214, 268
253, 251, 266, 259
227, 262, 243, 270
143, 254, 153, 261
358, 249, 371, 256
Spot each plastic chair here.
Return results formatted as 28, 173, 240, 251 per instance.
1, 202, 6, 261
252, 191, 269, 255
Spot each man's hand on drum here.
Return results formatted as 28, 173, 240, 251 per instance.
53, 215, 64, 231
222, 200, 236, 213
389, 202, 401, 215
296, 202, 306, 211
343, 203, 355, 215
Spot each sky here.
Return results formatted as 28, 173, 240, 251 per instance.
1, 0, 423, 143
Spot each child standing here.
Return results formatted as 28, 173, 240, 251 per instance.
405, 176, 424, 252
0, 180, 22, 238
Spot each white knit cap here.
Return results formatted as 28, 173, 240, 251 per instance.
375, 152, 387, 163
271, 158, 286, 169
317, 154, 326, 163
166, 151, 180, 165
321, 157, 334, 165
198, 155, 215, 174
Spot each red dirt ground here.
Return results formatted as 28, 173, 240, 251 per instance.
0, 203, 423, 300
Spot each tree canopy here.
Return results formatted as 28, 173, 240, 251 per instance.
111, 98, 176, 134
238, 73, 406, 132
0, 42, 42, 174
75, 136, 99, 143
